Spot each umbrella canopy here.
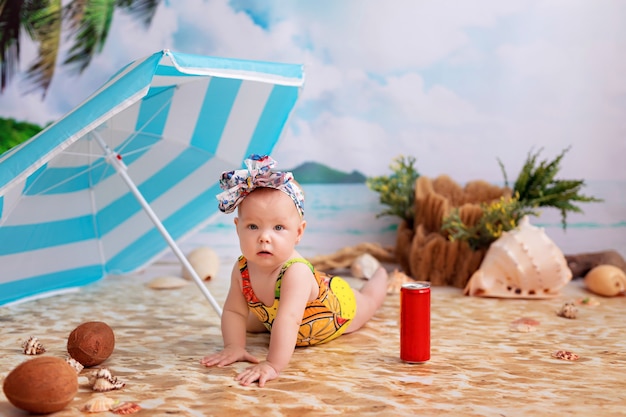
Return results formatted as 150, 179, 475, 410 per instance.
0, 49, 304, 312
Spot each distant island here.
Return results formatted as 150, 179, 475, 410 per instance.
287, 161, 367, 184
0, 116, 367, 185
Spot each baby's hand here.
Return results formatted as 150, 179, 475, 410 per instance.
235, 361, 279, 388
200, 345, 259, 368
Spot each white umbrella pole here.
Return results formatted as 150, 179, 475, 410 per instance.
94, 133, 223, 317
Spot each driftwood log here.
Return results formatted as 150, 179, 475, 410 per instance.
565, 250, 626, 278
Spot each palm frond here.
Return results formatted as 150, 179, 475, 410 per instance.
0, 0, 26, 92
62, 0, 115, 73
116, 0, 160, 26
512, 147, 602, 229
22, 0, 62, 97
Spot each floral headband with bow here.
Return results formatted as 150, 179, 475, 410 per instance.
216, 155, 305, 217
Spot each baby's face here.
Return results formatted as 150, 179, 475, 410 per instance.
235, 188, 306, 267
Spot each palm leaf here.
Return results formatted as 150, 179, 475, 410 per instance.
510, 147, 602, 228
0, 0, 26, 92
116, 0, 160, 26
62, 0, 115, 73
22, 0, 62, 97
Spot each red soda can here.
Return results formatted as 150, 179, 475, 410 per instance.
400, 281, 430, 363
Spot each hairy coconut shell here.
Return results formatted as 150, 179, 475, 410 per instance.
67, 321, 115, 366
3, 356, 78, 414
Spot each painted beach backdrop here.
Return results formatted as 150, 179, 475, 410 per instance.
187, 179, 626, 265
2, 1, 625, 268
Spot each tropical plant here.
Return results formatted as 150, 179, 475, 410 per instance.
0, 0, 161, 98
500, 147, 602, 229
366, 155, 420, 225
441, 147, 602, 250
442, 194, 538, 250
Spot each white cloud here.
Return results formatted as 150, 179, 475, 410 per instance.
274, 111, 393, 176
292, 0, 526, 72
3, 0, 626, 182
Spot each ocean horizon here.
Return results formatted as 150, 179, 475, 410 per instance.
186, 180, 625, 263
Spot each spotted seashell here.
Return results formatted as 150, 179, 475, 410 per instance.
464, 216, 572, 298
552, 350, 579, 361
112, 402, 142, 415
90, 367, 126, 392
82, 395, 116, 412
22, 336, 46, 355
556, 302, 578, 319
65, 356, 84, 374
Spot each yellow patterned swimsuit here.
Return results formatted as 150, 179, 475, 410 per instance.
239, 256, 357, 346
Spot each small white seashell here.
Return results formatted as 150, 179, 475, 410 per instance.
147, 275, 190, 289
65, 356, 84, 373
82, 395, 116, 412
182, 246, 219, 281
22, 336, 46, 355
350, 253, 381, 279
90, 367, 126, 391
464, 216, 572, 298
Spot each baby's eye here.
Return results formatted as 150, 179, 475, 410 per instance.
274, 225, 284, 231
248, 224, 258, 230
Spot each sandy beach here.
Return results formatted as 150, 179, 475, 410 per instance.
1, 243, 625, 417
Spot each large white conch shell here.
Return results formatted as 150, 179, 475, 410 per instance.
464, 216, 572, 298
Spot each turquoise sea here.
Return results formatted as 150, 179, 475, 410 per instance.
191, 181, 626, 261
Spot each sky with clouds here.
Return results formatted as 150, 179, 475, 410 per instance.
1, 0, 625, 182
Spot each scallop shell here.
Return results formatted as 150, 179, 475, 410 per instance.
147, 275, 190, 289
350, 253, 381, 279
82, 395, 116, 412
65, 356, 84, 374
584, 264, 626, 296
464, 216, 572, 298
182, 246, 219, 281
90, 367, 126, 391
112, 402, 142, 415
22, 336, 46, 355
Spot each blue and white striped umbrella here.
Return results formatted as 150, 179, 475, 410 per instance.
0, 49, 304, 313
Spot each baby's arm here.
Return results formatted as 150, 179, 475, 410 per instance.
235, 262, 313, 387
200, 263, 258, 368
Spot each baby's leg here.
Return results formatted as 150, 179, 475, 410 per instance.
345, 267, 388, 333
246, 312, 269, 333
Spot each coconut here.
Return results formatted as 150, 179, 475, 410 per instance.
67, 321, 115, 366
3, 356, 78, 414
